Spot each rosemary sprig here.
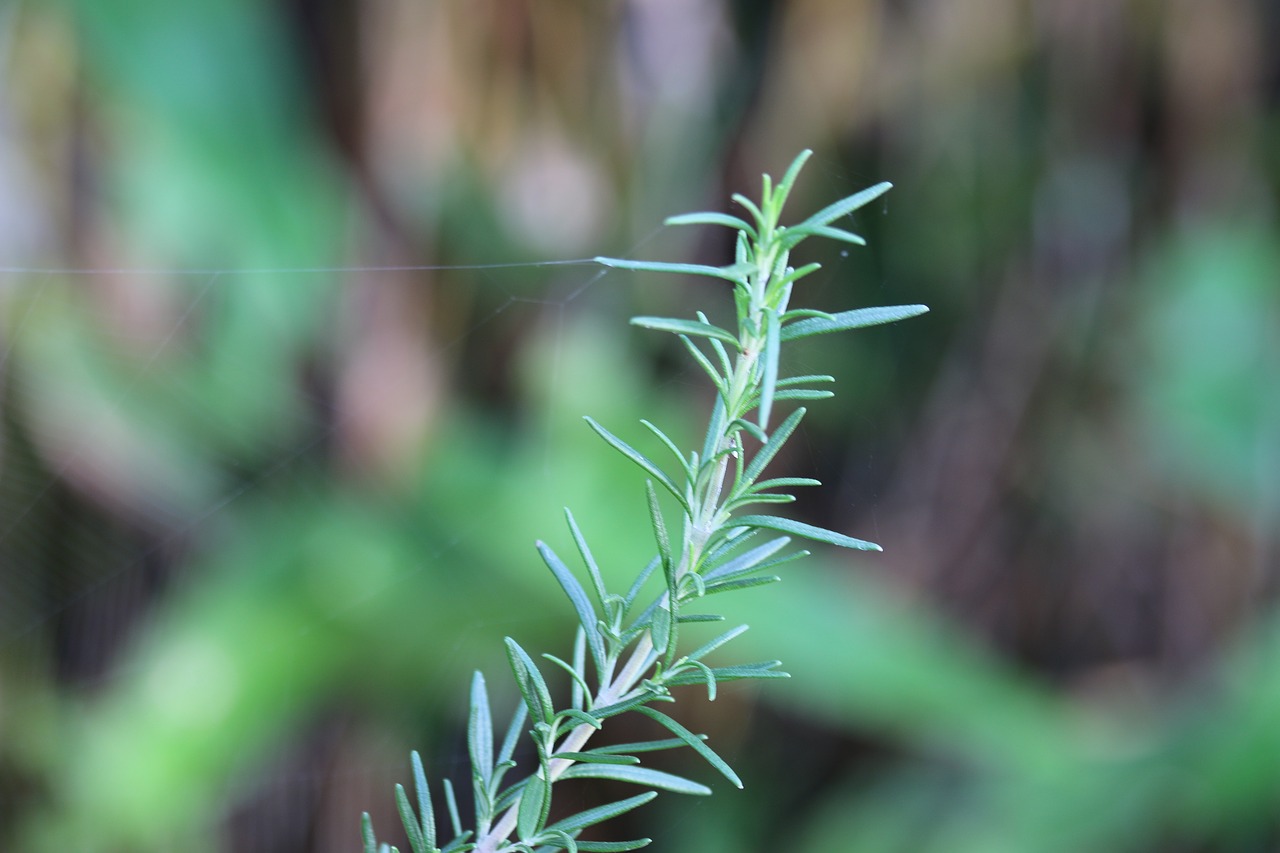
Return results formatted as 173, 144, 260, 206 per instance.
362, 150, 928, 853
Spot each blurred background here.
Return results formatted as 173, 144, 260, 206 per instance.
1, 0, 1278, 850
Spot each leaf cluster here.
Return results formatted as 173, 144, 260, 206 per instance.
362, 150, 927, 853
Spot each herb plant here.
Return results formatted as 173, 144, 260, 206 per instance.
362, 150, 928, 853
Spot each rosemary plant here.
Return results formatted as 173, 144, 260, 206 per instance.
362, 150, 927, 853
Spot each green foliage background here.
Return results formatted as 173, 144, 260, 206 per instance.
0, 1, 1277, 851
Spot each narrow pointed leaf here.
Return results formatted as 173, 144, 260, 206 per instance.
781, 304, 929, 340
594, 256, 752, 282
730, 193, 765, 229
775, 149, 813, 203
574, 841, 653, 852
662, 661, 790, 686
734, 515, 882, 551
751, 477, 821, 491
564, 509, 609, 610
702, 575, 781, 595
805, 224, 867, 245
537, 541, 607, 676
518, 773, 551, 840
679, 335, 729, 397
542, 651, 591, 702
796, 181, 892, 230
443, 779, 463, 837
639, 420, 694, 480
743, 407, 805, 484
771, 261, 823, 291
362, 813, 378, 853
664, 211, 756, 236
468, 673, 493, 791
556, 708, 604, 735
588, 737, 705, 755
497, 702, 529, 768
634, 706, 743, 788
685, 624, 750, 662
632, 316, 740, 347
560, 764, 712, 796
771, 389, 833, 402
396, 784, 429, 853
705, 546, 806, 585
545, 793, 658, 836
623, 557, 659, 611
645, 482, 674, 586
585, 417, 687, 511
649, 604, 671, 660
412, 751, 436, 851
778, 224, 867, 251
590, 690, 666, 720
777, 373, 835, 387
505, 638, 555, 724
554, 751, 640, 765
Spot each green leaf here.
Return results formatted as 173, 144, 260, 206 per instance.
796, 180, 892, 231
743, 407, 805, 484
771, 389, 834, 402
623, 557, 660, 612
731, 193, 765, 230
440, 834, 474, 853
639, 420, 694, 481
775, 149, 813, 207
679, 335, 729, 398
751, 477, 821, 491
631, 316, 740, 347
664, 211, 757, 237
573, 841, 653, 852
702, 575, 781, 595
649, 605, 671, 661
634, 706, 743, 788
518, 773, 551, 841
734, 514, 882, 551
723, 492, 796, 512
584, 417, 688, 512
661, 661, 790, 686
645, 482, 674, 588
443, 779, 464, 838
778, 224, 867, 251
396, 783, 431, 853
544, 792, 658, 836
777, 373, 835, 387
780, 308, 835, 323
588, 737, 704, 755
412, 751, 437, 851
555, 707, 603, 732
676, 613, 725, 623
554, 751, 639, 766
771, 261, 823, 291
564, 509, 610, 611
362, 813, 378, 853
560, 764, 712, 796
468, 673, 493, 794
506, 638, 556, 725
780, 304, 929, 340
590, 690, 667, 721
685, 624, 750, 662
805, 224, 867, 246
496, 702, 528, 774
542, 651, 592, 704
594, 256, 752, 282
537, 541, 607, 677
704, 543, 805, 585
